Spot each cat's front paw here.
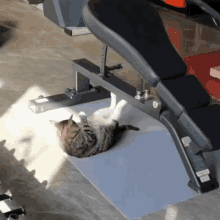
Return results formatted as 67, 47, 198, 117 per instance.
79, 111, 86, 116
79, 111, 88, 124
111, 100, 132, 121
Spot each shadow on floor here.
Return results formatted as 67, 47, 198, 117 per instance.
0, 139, 94, 220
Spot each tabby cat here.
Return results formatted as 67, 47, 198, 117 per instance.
50, 94, 140, 158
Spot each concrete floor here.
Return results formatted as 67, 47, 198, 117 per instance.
1, 0, 220, 220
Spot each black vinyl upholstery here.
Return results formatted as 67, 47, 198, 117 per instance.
157, 75, 211, 117
82, 0, 219, 153
86, 0, 187, 85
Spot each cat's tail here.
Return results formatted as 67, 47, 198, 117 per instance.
115, 125, 140, 133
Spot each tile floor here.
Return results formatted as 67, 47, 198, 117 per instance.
0, 0, 220, 220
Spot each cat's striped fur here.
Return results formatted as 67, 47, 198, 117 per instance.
53, 112, 139, 158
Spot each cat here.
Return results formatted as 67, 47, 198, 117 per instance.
50, 94, 140, 158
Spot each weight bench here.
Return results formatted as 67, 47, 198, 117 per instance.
28, 0, 220, 194
79, 0, 220, 194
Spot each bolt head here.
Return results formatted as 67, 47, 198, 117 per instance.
65, 88, 71, 93
135, 95, 141, 100
91, 88, 96, 92
153, 101, 159, 108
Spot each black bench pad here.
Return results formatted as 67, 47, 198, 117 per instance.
85, 0, 187, 86
157, 75, 211, 117
83, 0, 220, 153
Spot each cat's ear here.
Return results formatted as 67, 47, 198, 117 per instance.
49, 120, 60, 128
68, 114, 73, 126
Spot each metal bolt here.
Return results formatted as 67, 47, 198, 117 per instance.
135, 91, 143, 101
91, 88, 95, 92
70, 91, 76, 96
135, 95, 141, 100
153, 101, 159, 108
91, 87, 98, 93
65, 88, 71, 93
144, 90, 150, 100
136, 90, 143, 96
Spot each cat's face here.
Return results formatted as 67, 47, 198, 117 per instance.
50, 115, 80, 145
49, 115, 77, 132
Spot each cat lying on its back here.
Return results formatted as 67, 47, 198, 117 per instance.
50, 93, 140, 158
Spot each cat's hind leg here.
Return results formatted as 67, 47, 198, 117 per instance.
109, 92, 117, 109
111, 99, 132, 121
93, 92, 118, 119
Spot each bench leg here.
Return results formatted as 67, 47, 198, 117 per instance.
160, 111, 219, 193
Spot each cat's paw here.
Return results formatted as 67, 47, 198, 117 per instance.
79, 111, 88, 124
111, 100, 132, 121
79, 111, 86, 116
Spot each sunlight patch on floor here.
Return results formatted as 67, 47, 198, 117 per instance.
0, 85, 80, 187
